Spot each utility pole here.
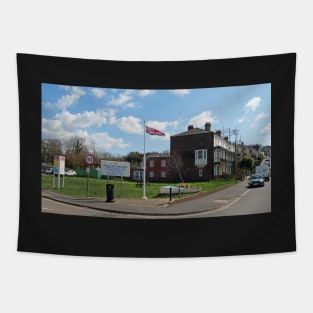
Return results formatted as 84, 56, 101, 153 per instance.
232, 128, 239, 181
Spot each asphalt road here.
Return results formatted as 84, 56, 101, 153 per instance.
42, 179, 271, 219
189, 180, 271, 218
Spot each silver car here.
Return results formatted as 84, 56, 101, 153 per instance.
248, 174, 265, 188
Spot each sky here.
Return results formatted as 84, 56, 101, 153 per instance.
42, 83, 271, 156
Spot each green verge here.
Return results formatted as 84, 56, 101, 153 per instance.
41, 174, 236, 199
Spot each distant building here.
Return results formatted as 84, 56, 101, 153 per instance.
132, 166, 144, 181
145, 153, 171, 182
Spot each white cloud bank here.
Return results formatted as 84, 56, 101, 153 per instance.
44, 86, 86, 110
170, 89, 191, 95
245, 97, 261, 112
187, 111, 218, 128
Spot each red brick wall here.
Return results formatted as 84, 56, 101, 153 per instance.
146, 156, 170, 181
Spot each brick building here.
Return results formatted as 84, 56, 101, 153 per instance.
170, 122, 236, 182
145, 153, 171, 182
170, 123, 214, 181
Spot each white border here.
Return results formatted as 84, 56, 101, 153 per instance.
1, 1, 310, 312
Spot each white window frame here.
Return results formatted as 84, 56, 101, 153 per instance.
195, 149, 207, 161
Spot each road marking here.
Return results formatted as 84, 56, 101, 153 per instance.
207, 189, 250, 213
240, 190, 250, 197
213, 200, 229, 204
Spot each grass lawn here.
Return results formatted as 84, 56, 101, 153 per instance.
41, 174, 236, 199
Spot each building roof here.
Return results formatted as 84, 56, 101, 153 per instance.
146, 153, 170, 158
171, 127, 209, 137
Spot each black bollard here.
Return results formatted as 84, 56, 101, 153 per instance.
106, 183, 115, 202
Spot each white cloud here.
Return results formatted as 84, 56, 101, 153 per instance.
91, 88, 106, 98
170, 89, 191, 96
260, 123, 271, 135
42, 110, 131, 153
42, 109, 117, 141
236, 97, 263, 124
53, 109, 116, 130
42, 118, 64, 138
187, 111, 218, 128
58, 85, 71, 91
147, 120, 179, 131
115, 116, 143, 134
139, 90, 155, 97
87, 132, 131, 151
44, 86, 86, 110
236, 115, 247, 123
245, 97, 261, 112
108, 90, 134, 106
254, 112, 269, 122
124, 102, 136, 109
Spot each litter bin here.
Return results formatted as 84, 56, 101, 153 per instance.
106, 184, 115, 202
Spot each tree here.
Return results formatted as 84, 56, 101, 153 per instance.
124, 151, 143, 167
238, 157, 254, 177
63, 136, 88, 168
170, 152, 184, 183
41, 139, 62, 164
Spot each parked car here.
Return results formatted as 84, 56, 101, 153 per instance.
263, 174, 270, 182
248, 174, 264, 188
44, 167, 54, 174
65, 169, 77, 177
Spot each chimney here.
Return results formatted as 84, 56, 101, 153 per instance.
187, 125, 194, 131
204, 122, 211, 132
224, 136, 228, 142
216, 130, 221, 137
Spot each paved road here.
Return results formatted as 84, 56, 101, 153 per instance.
187, 180, 271, 218
42, 180, 271, 219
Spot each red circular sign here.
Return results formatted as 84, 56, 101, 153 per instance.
85, 154, 94, 165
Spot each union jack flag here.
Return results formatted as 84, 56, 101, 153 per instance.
146, 126, 165, 136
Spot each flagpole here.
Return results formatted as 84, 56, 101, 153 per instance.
142, 120, 147, 200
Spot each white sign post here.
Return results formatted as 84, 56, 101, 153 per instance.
53, 155, 65, 189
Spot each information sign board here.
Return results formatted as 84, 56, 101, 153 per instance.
101, 160, 130, 177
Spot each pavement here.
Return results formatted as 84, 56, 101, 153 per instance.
42, 180, 250, 217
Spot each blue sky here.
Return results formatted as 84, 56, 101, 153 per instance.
42, 83, 271, 156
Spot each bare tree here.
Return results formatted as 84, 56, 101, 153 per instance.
170, 152, 184, 183
41, 139, 62, 164
63, 136, 88, 168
